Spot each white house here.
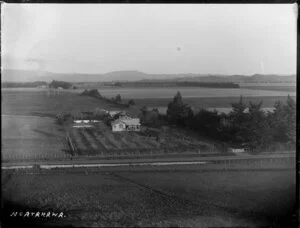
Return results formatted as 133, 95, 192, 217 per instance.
111, 118, 141, 132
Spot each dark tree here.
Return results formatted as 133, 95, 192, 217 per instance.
115, 94, 122, 103
49, 80, 72, 89
285, 95, 296, 144
128, 99, 135, 106
167, 91, 192, 126
80, 89, 102, 99
246, 100, 272, 151
231, 95, 247, 115
269, 95, 296, 145
188, 109, 221, 138
228, 95, 250, 143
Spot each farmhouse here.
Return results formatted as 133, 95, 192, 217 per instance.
111, 118, 141, 132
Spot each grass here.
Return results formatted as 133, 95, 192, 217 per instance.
1, 90, 132, 117
241, 85, 296, 92
2, 168, 296, 227
81, 87, 296, 99
2, 115, 70, 161
2, 88, 295, 116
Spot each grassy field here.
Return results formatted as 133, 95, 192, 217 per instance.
240, 86, 296, 92
2, 115, 70, 161
2, 89, 295, 117
1, 89, 137, 117
80, 87, 296, 99
2, 168, 296, 227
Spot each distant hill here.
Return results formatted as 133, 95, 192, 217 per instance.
1, 69, 148, 82
1, 69, 296, 83
169, 74, 296, 83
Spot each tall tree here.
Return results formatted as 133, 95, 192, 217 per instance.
231, 95, 247, 114
246, 101, 272, 151
188, 109, 221, 138
284, 95, 296, 144
167, 91, 192, 126
115, 94, 122, 103
269, 99, 289, 143
128, 99, 135, 106
229, 96, 249, 143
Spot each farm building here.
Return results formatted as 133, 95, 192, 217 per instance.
111, 118, 141, 132
229, 148, 245, 153
107, 110, 122, 118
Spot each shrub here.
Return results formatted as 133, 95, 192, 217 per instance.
128, 99, 135, 106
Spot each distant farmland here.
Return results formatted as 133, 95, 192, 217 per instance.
1, 89, 134, 117
2, 88, 295, 116
80, 87, 296, 99
2, 88, 295, 161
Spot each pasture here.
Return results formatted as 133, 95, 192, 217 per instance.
80, 87, 296, 99
241, 85, 296, 92
2, 115, 69, 161
2, 168, 295, 227
2, 88, 295, 118
1, 89, 130, 117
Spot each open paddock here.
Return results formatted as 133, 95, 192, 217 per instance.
1, 164, 296, 227
2, 115, 70, 161
77, 87, 296, 99
1, 89, 129, 117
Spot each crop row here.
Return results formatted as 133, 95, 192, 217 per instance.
68, 128, 162, 155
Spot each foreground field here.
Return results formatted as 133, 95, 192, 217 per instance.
2, 168, 296, 227
2, 115, 69, 161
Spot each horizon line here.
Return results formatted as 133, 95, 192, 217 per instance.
2, 68, 296, 77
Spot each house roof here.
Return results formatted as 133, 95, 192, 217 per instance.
122, 118, 140, 125
112, 118, 140, 126
109, 111, 121, 115
112, 119, 126, 125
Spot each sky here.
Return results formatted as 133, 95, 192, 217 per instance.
2, 4, 297, 75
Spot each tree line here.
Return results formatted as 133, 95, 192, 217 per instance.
49, 80, 73, 89
2, 81, 47, 88
80, 89, 135, 107
166, 91, 296, 152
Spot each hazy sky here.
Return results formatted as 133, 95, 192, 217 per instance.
2, 4, 297, 75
